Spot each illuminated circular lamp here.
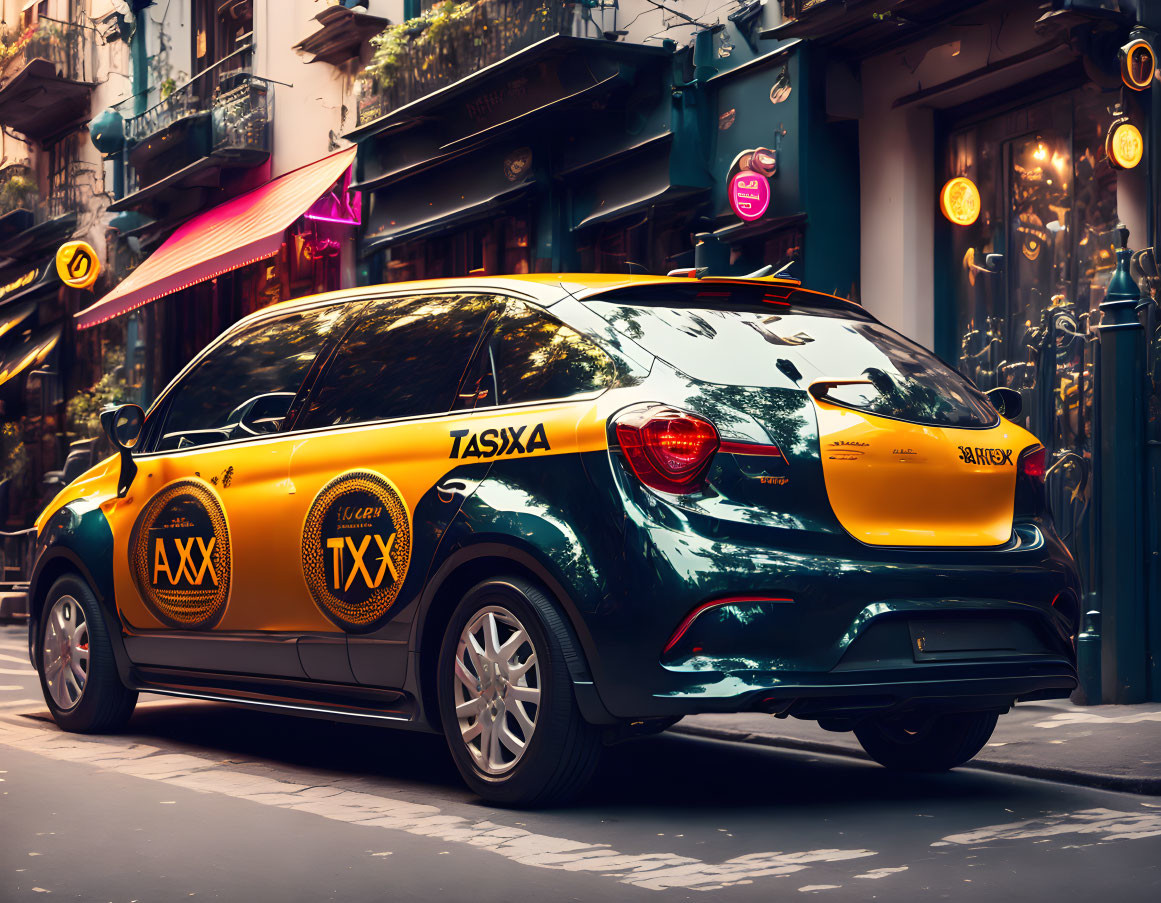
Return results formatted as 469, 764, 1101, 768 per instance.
1107, 120, 1144, 170
940, 176, 981, 227
1121, 38, 1156, 91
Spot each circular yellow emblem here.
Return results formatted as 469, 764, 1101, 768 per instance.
302, 471, 412, 631
55, 240, 101, 290
1108, 122, 1143, 170
940, 176, 981, 227
129, 480, 232, 629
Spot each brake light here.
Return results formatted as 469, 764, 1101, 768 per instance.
1019, 445, 1046, 481
1015, 445, 1048, 515
614, 405, 719, 494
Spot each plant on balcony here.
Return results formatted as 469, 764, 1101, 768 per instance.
359, 0, 574, 113
0, 23, 39, 70
0, 174, 38, 215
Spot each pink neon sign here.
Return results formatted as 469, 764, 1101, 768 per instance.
728, 171, 770, 222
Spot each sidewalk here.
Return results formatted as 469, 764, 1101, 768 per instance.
675, 701, 1161, 795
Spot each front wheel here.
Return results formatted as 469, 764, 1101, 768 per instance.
853, 709, 998, 772
436, 577, 602, 806
37, 574, 137, 733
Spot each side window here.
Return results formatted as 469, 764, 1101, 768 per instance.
490, 301, 616, 405
300, 294, 499, 428
153, 305, 347, 451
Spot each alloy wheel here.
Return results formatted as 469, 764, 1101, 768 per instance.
453, 605, 541, 775
42, 595, 89, 711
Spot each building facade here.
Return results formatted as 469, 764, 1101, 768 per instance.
768, 0, 1161, 702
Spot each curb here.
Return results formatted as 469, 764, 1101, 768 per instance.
670, 722, 1161, 797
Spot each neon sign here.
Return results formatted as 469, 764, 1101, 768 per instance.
729, 172, 770, 222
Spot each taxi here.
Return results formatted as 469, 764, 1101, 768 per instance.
29, 274, 1080, 805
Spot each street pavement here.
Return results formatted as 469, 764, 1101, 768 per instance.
2, 623, 1160, 902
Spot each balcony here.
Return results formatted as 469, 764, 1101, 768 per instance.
0, 165, 82, 265
0, 18, 95, 143
110, 47, 272, 219
295, 4, 390, 66
354, 0, 579, 129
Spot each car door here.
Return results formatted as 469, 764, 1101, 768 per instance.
104, 301, 352, 678
282, 291, 503, 687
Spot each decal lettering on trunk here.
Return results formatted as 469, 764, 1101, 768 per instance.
129, 480, 231, 629
448, 423, 550, 459
301, 471, 412, 631
957, 446, 1014, 466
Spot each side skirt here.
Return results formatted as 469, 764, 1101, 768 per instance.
129, 665, 438, 732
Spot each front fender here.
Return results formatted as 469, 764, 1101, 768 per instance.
28, 497, 129, 680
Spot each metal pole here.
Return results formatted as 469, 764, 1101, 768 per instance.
1094, 224, 1149, 703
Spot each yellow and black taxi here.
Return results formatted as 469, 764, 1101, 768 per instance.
29, 274, 1080, 805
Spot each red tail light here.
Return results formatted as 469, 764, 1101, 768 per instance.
615, 405, 719, 494
1019, 445, 1046, 481
1015, 444, 1048, 515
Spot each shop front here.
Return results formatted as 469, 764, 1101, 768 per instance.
772, 0, 1161, 701
75, 147, 360, 402
352, 36, 708, 282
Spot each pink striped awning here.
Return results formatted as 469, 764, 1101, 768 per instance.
76, 146, 357, 330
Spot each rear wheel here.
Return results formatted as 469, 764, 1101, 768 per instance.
436, 577, 601, 806
37, 574, 137, 733
853, 710, 998, 772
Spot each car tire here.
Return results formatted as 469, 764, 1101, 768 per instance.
436, 576, 602, 807
37, 574, 137, 733
853, 710, 998, 772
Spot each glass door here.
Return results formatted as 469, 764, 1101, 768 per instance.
945, 88, 1121, 592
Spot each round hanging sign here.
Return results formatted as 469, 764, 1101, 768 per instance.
55, 240, 100, 290
939, 176, 981, 227
728, 171, 771, 222
1107, 119, 1144, 170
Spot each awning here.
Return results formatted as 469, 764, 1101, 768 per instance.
0, 300, 36, 342
76, 146, 357, 330
0, 323, 61, 389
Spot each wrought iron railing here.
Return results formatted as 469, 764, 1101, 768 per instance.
0, 16, 93, 86
123, 45, 259, 144
355, 0, 579, 127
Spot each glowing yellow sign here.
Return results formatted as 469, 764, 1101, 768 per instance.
55, 240, 100, 290
1107, 121, 1144, 170
940, 177, 981, 227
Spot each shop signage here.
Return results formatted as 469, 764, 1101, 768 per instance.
939, 176, 981, 227
1120, 36, 1156, 91
56, 240, 100, 290
729, 171, 770, 222
1107, 119, 1144, 170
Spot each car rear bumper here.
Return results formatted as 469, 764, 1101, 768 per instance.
648, 658, 1078, 721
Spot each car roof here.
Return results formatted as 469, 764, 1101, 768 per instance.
240, 272, 827, 328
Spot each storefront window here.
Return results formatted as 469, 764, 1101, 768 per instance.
945, 87, 1120, 586
386, 213, 532, 282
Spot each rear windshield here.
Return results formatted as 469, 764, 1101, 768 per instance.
583, 286, 997, 429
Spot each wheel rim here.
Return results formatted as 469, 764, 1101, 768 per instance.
453, 605, 541, 776
41, 595, 89, 711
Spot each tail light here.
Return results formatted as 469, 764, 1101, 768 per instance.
614, 405, 719, 494
1015, 444, 1048, 515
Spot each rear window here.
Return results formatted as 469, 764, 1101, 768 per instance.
583, 286, 997, 428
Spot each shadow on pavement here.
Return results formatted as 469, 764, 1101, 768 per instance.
90, 699, 1075, 814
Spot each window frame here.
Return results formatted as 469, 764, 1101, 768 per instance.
283, 291, 621, 438
134, 294, 369, 458
135, 286, 624, 458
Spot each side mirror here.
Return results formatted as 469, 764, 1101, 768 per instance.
986, 387, 1022, 420
100, 403, 144, 497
